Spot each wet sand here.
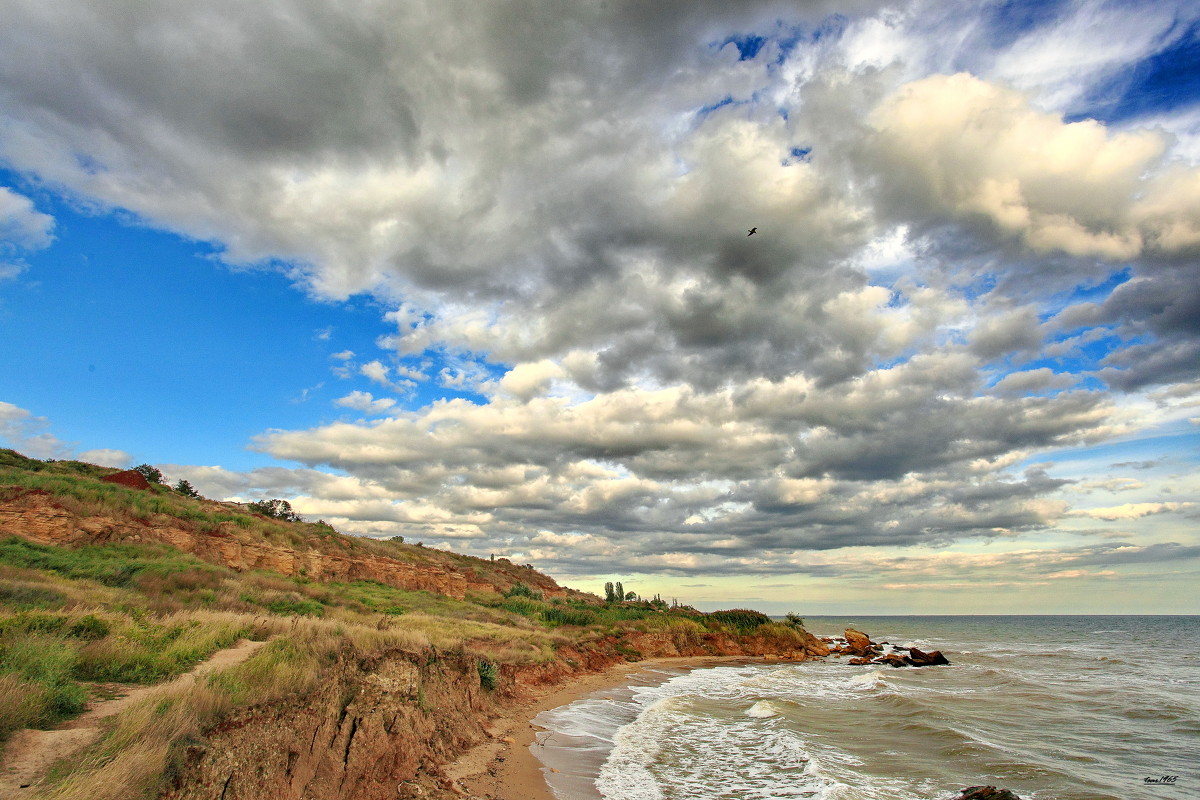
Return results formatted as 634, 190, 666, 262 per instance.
447, 656, 769, 800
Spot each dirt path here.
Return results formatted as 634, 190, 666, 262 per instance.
0, 638, 267, 795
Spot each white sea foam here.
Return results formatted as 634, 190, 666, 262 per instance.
744, 699, 779, 718
539, 617, 1200, 800
849, 669, 887, 690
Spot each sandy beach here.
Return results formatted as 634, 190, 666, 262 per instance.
447, 656, 765, 800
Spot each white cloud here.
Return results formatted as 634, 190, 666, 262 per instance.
0, 187, 53, 250
1068, 502, 1196, 521
867, 72, 1174, 260
334, 390, 395, 415
76, 448, 131, 468
0, 401, 72, 459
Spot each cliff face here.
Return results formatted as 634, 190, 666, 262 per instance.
0, 491, 536, 600
159, 627, 828, 800
160, 650, 490, 800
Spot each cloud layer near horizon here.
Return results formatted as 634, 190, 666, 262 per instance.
2, 0, 1198, 584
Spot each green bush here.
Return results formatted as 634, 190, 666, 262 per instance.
503, 582, 542, 600
478, 660, 498, 691
709, 609, 771, 633
263, 597, 325, 617
68, 614, 110, 640
133, 464, 165, 485
247, 498, 302, 522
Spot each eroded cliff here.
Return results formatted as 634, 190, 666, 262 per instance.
159, 627, 828, 800
0, 490, 562, 601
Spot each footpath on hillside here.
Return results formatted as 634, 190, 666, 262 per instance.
0, 638, 267, 795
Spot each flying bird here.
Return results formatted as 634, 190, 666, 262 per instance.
747, 227, 757, 236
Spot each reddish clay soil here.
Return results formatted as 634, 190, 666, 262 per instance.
99, 470, 153, 491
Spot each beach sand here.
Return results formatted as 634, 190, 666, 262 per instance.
447, 656, 767, 800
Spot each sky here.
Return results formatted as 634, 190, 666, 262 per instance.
1, 0, 1198, 615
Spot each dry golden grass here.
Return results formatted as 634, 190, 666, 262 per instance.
0, 672, 48, 739
34, 680, 231, 800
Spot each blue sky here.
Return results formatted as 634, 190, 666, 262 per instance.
1, 0, 1198, 613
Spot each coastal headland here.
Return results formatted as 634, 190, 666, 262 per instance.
0, 449, 828, 799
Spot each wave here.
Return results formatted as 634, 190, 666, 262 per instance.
744, 699, 780, 718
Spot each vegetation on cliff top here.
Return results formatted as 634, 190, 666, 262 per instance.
0, 448, 813, 799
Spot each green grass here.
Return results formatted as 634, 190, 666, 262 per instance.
709, 608, 771, 632
0, 536, 225, 589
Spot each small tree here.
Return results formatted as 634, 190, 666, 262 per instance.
174, 479, 201, 498
784, 613, 805, 629
247, 498, 302, 522
133, 464, 164, 484
615, 581, 624, 602
604, 581, 616, 603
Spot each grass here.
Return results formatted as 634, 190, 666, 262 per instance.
0, 536, 564, 748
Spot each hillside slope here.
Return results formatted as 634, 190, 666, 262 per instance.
0, 449, 567, 600
0, 449, 828, 799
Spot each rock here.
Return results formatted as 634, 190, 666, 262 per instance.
801, 632, 830, 658
878, 654, 909, 668
847, 657, 873, 665
908, 647, 950, 666
844, 628, 873, 656
950, 787, 1022, 800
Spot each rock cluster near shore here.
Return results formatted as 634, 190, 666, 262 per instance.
823, 628, 951, 667
949, 787, 1023, 800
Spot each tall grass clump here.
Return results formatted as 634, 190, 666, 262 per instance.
540, 607, 596, 627
0, 633, 87, 734
709, 608, 771, 633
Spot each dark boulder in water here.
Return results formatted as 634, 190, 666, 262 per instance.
907, 646, 950, 666
950, 787, 1022, 800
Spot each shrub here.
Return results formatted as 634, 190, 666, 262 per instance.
173, 479, 201, 498
133, 464, 164, 484
503, 582, 542, 600
69, 614, 111, 640
263, 597, 325, 617
247, 498, 302, 522
478, 660, 498, 691
709, 609, 771, 633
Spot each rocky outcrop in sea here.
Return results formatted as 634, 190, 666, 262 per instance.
823, 628, 951, 667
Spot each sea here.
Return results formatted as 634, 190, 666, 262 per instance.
530, 616, 1199, 800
